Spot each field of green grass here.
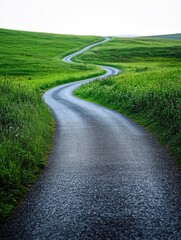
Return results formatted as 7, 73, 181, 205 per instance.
0, 28, 104, 89
0, 28, 104, 222
74, 37, 181, 164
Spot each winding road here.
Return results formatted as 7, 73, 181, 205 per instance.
1, 38, 181, 239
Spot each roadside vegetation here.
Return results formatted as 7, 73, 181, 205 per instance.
0, 28, 104, 222
74, 36, 181, 164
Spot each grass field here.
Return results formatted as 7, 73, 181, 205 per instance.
0, 28, 104, 222
74, 36, 181, 164
0, 28, 104, 89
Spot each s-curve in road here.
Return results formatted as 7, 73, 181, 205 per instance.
1, 38, 181, 240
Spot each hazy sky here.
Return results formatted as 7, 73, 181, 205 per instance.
0, 0, 180, 36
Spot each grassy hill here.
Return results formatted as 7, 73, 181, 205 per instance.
0, 28, 103, 89
148, 33, 181, 40
0, 28, 103, 222
74, 37, 181, 165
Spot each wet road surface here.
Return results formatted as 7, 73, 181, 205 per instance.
0, 38, 181, 239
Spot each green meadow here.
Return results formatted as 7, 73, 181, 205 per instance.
0, 28, 103, 222
0, 28, 104, 89
74, 37, 181, 164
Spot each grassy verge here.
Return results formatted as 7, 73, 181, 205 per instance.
74, 37, 181, 164
0, 80, 54, 220
0, 28, 104, 222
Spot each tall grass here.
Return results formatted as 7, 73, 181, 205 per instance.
0, 80, 54, 220
75, 37, 181, 163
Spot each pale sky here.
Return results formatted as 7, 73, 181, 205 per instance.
0, 0, 180, 36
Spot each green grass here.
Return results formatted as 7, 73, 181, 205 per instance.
0, 80, 54, 220
0, 28, 104, 222
74, 36, 181, 164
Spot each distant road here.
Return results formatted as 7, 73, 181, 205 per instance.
63, 37, 110, 63
1, 38, 181, 239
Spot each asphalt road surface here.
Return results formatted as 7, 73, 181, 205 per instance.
1, 38, 181, 239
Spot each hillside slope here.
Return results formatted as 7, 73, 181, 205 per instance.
148, 33, 181, 40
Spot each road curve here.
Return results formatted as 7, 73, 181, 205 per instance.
1, 38, 181, 239
63, 37, 110, 63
